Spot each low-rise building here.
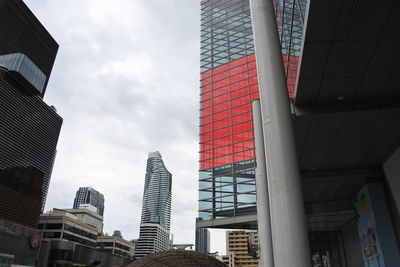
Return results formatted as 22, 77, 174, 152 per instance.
64, 206, 104, 234
39, 208, 98, 247
38, 209, 134, 266
97, 235, 136, 259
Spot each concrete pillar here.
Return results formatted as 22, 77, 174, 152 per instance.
252, 99, 274, 267
249, 0, 311, 266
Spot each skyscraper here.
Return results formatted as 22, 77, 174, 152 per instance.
199, 0, 400, 265
0, 0, 62, 264
197, 0, 302, 229
134, 151, 172, 258
198, 0, 258, 227
195, 219, 210, 254
73, 187, 105, 216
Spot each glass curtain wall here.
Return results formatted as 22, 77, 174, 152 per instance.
198, 0, 306, 221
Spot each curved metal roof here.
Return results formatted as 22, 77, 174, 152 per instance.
127, 250, 227, 267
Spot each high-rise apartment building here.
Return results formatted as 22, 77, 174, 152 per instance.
218, 230, 259, 267
73, 187, 105, 216
135, 151, 172, 258
0, 0, 62, 265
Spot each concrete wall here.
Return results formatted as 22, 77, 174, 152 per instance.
340, 219, 363, 267
36, 240, 50, 267
0, 220, 40, 265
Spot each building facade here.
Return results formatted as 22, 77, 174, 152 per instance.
39, 209, 99, 248
198, 0, 258, 225
195, 220, 210, 254
197, 0, 303, 229
73, 187, 105, 216
38, 209, 134, 266
0, 0, 59, 97
64, 207, 104, 234
199, 0, 400, 266
97, 235, 136, 259
135, 152, 172, 258
0, 0, 62, 265
218, 230, 259, 267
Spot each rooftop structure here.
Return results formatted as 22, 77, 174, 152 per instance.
127, 250, 228, 267
64, 207, 104, 234
97, 235, 136, 259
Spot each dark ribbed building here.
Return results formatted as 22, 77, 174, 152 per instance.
0, 0, 58, 97
0, 0, 62, 265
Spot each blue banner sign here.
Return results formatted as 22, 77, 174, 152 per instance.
355, 185, 386, 267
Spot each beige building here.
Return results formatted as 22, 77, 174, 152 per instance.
64, 206, 104, 233
218, 230, 259, 267
97, 235, 136, 259
39, 208, 98, 247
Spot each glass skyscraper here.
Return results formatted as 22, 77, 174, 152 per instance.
199, 0, 400, 265
198, 0, 304, 225
135, 151, 172, 258
73, 187, 105, 216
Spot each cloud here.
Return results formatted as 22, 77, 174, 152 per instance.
22, 0, 235, 256
24, 0, 203, 246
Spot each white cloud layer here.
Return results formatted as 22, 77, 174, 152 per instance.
23, 0, 205, 246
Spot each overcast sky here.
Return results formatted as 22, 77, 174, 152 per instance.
24, 0, 227, 255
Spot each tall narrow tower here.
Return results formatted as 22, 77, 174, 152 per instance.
134, 151, 172, 258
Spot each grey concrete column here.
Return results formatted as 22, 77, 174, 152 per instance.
249, 0, 311, 266
252, 99, 274, 267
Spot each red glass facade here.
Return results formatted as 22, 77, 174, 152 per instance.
198, 0, 304, 221
199, 53, 298, 170
200, 53, 258, 170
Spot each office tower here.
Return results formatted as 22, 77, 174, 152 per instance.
198, 0, 258, 228
0, 0, 62, 265
0, 0, 58, 97
199, 0, 400, 265
198, 0, 302, 230
73, 187, 105, 216
135, 151, 172, 258
218, 230, 259, 267
195, 225, 210, 254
